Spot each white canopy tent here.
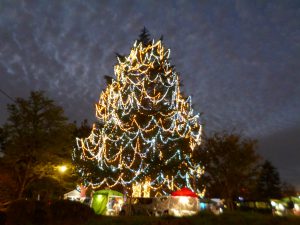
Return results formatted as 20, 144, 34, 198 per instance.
64, 189, 81, 201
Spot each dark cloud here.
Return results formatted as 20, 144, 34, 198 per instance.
0, 0, 299, 188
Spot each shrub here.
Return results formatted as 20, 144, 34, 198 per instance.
0, 210, 7, 225
5, 199, 96, 225
5, 199, 49, 225
49, 200, 95, 225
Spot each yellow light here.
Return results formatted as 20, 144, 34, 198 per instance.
132, 183, 142, 197
143, 177, 151, 197
74, 37, 203, 195
59, 165, 67, 173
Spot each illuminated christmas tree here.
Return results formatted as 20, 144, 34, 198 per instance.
73, 29, 203, 196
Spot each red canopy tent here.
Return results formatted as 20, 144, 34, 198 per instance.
171, 187, 198, 198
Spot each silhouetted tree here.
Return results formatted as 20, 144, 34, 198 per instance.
281, 181, 297, 197
0, 127, 6, 155
255, 160, 282, 200
137, 27, 151, 46
1, 91, 76, 199
74, 119, 92, 138
0, 158, 16, 202
194, 132, 260, 209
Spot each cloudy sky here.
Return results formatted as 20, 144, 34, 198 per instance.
0, 0, 299, 189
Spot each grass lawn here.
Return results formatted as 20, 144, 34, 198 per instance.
3, 200, 300, 225
87, 212, 300, 225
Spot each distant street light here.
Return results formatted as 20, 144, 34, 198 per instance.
59, 165, 67, 173
57, 165, 68, 199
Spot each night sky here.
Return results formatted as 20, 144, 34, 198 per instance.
0, 0, 299, 189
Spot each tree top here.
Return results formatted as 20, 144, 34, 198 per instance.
137, 27, 151, 47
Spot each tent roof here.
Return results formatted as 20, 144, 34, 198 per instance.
171, 187, 198, 198
93, 189, 123, 197
64, 189, 80, 197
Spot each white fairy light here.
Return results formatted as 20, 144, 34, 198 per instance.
73, 38, 203, 195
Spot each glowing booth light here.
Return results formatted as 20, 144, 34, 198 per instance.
169, 187, 199, 217
179, 196, 189, 205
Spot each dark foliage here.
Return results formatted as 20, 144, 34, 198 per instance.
1, 91, 76, 199
255, 160, 282, 200
194, 132, 260, 209
281, 182, 297, 197
5, 199, 96, 225
0, 210, 6, 225
74, 119, 92, 139
0, 127, 5, 153
237, 201, 273, 214
24, 177, 63, 200
137, 27, 151, 46
6, 200, 50, 225
50, 200, 95, 225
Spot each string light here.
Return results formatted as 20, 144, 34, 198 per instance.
73, 38, 203, 196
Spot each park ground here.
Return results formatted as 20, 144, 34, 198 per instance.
1, 200, 300, 225
92, 213, 300, 225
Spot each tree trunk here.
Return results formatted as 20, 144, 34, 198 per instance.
225, 198, 235, 210
17, 182, 26, 199
15, 158, 32, 199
